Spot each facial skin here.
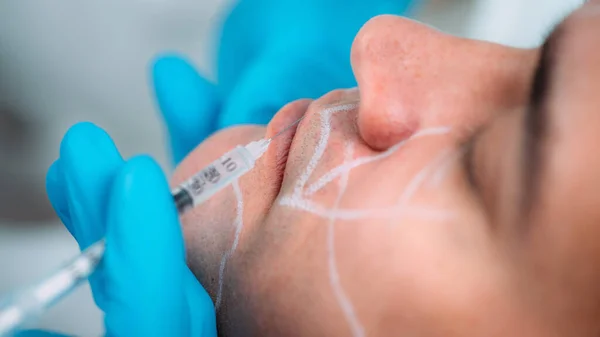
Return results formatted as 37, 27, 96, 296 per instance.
172, 2, 600, 336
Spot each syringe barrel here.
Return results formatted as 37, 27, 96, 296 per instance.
172, 145, 257, 214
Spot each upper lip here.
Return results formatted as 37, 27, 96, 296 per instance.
270, 116, 305, 141
268, 105, 309, 190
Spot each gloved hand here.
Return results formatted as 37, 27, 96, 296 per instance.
17, 122, 216, 336
152, 0, 417, 164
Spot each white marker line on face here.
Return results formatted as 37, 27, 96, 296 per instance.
293, 103, 358, 198
293, 110, 331, 198
279, 195, 454, 222
305, 140, 404, 197
215, 181, 244, 311
304, 126, 452, 196
327, 143, 365, 337
395, 148, 454, 209
429, 148, 465, 188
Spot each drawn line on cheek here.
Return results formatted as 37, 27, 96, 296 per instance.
215, 180, 244, 311
305, 140, 403, 197
293, 110, 332, 197
395, 148, 455, 210
304, 126, 452, 196
293, 103, 358, 198
279, 196, 454, 222
327, 142, 365, 337
429, 148, 465, 188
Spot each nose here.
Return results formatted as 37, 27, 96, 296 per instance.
351, 15, 537, 150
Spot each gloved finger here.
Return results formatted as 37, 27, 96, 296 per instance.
103, 156, 203, 336
45, 160, 74, 236
215, 0, 262, 97
218, 45, 356, 128
151, 54, 220, 165
184, 268, 217, 337
58, 122, 124, 309
58, 122, 124, 249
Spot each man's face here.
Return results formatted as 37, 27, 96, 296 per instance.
172, 3, 600, 336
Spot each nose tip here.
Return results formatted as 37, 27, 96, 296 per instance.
351, 15, 442, 150
356, 88, 420, 151
350, 14, 534, 150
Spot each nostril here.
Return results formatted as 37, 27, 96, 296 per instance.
357, 97, 419, 151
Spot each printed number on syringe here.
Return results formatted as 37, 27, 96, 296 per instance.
185, 154, 244, 198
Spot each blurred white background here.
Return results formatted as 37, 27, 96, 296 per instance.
0, 0, 584, 335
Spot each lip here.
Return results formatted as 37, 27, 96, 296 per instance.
259, 90, 360, 197
262, 100, 311, 186
265, 95, 363, 196
270, 116, 305, 141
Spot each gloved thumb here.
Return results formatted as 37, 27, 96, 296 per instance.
152, 54, 220, 165
102, 156, 195, 336
218, 44, 356, 128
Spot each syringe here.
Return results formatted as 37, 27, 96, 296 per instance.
0, 117, 302, 336
172, 137, 271, 214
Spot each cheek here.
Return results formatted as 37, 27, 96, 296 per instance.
180, 187, 239, 292
336, 151, 528, 335
273, 128, 525, 335
179, 168, 276, 297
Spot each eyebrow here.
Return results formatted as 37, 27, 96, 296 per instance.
521, 23, 564, 216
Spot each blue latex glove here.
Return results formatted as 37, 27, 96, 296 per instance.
152, 0, 417, 164
18, 122, 216, 336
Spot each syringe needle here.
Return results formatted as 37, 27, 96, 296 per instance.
268, 116, 304, 141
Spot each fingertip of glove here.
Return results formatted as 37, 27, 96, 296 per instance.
61, 122, 104, 145
109, 155, 174, 216
151, 55, 220, 164
59, 122, 121, 164
45, 160, 72, 230
117, 155, 167, 193
56, 123, 124, 246
46, 160, 61, 188
152, 53, 195, 80
152, 53, 213, 97
151, 54, 218, 132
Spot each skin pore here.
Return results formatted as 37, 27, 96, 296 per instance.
171, 2, 600, 336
